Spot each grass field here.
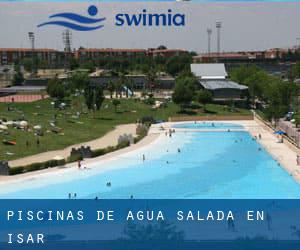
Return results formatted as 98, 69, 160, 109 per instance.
0, 97, 251, 161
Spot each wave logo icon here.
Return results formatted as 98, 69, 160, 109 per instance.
37, 5, 105, 31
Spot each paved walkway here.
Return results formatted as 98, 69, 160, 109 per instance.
9, 124, 137, 167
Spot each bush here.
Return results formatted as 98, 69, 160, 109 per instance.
116, 140, 130, 149
67, 154, 83, 163
11, 159, 66, 175
139, 116, 155, 124
91, 148, 106, 158
9, 166, 25, 175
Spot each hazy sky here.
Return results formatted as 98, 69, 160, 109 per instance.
0, 2, 299, 53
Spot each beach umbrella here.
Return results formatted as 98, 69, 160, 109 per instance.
33, 125, 42, 130
20, 121, 28, 128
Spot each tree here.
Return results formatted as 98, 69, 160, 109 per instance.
197, 90, 213, 112
146, 68, 157, 92
157, 45, 167, 50
166, 55, 192, 76
46, 77, 67, 100
21, 58, 33, 72
172, 76, 196, 111
112, 99, 121, 113
12, 68, 24, 86
81, 60, 95, 73
84, 85, 105, 118
69, 72, 89, 91
69, 58, 80, 70
107, 81, 115, 99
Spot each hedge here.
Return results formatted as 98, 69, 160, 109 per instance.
9, 159, 66, 175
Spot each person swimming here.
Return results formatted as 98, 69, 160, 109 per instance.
178, 148, 181, 153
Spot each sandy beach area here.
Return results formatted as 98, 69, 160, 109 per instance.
1, 119, 300, 188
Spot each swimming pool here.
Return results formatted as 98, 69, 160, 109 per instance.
172, 121, 243, 129
1, 122, 300, 199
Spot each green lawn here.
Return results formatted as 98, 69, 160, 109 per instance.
0, 97, 251, 161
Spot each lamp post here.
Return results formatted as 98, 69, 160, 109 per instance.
207, 28, 212, 56
28, 32, 36, 75
216, 21, 222, 59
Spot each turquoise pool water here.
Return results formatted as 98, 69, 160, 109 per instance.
173, 122, 243, 129
1, 123, 300, 199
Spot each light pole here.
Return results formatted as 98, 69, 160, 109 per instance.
28, 32, 36, 75
207, 28, 212, 56
216, 21, 222, 60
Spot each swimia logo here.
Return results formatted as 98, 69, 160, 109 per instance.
37, 5, 106, 31
37, 5, 185, 31
115, 9, 185, 27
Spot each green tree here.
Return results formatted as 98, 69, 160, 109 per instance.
46, 78, 68, 100
84, 85, 105, 118
146, 67, 157, 92
69, 72, 89, 91
107, 81, 115, 99
21, 58, 33, 72
69, 58, 80, 70
172, 76, 196, 111
166, 55, 192, 76
112, 99, 121, 112
12, 67, 24, 86
197, 90, 213, 112
81, 60, 95, 73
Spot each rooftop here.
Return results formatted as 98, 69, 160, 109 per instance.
191, 63, 228, 79
199, 79, 248, 90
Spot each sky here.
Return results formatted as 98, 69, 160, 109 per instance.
0, 2, 299, 53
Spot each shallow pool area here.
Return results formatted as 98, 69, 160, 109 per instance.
172, 121, 244, 130
1, 122, 300, 199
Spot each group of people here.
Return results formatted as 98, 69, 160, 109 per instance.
68, 193, 77, 199
165, 128, 176, 138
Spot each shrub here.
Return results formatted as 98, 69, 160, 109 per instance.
140, 116, 155, 124
91, 148, 106, 158
116, 140, 130, 149
9, 166, 25, 175
67, 154, 83, 163
11, 159, 66, 175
